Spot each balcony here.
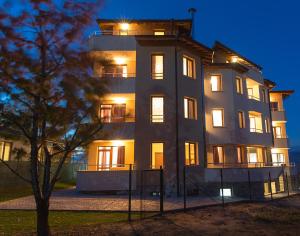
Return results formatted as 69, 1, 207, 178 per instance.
271, 109, 286, 122
274, 137, 289, 148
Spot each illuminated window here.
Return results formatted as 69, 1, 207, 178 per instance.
0, 141, 11, 161
273, 126, 282, 138
213, 146, 224, 163
265, 118, 271, 133
100, 104, 126, 123
183, 56, 195, 78
272, 153, 284, 166
212, 109, 224, 127
184, 97, 197, 120
98, 146, 125, 170
249, 112, 262, 133
185, 142, 197, 165
220, 188, 232, 197
154, 31, 165, 36
151, 96, 164, 123
151, 55, 164, 79
151, 143, 164, 169
247, 148, 258, 163
237, 146, 245, 163
211, 75, 222, 91
238, 111, 245, 128
236, 77, 243, 94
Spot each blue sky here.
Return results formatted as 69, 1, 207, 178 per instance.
94, 0, 300, 148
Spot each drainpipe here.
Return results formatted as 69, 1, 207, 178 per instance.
174, 39, 180, 197
268, 88, 274, 165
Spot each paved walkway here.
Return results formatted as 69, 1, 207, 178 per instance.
0, 188, 244, 212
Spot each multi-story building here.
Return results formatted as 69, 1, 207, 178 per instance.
77, 18, 294, 197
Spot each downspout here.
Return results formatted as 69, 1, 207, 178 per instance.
174, 38, 180, 197
268, 88, 274, 165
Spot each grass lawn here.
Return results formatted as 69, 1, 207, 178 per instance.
0, 182, 74, 202
0, 210, 138, 235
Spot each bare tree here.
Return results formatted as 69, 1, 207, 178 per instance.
0, 0, 104, 235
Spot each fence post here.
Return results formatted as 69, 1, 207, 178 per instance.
268, 171, 273, 200
286, 172, 290, 197
160, 166, 164, 215
248, 169, 252, 201
128, 164, 132, 221
183, 165, 186, 211
220, 168, 224, 207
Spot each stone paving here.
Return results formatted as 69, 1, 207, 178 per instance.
0, 188, 246, 212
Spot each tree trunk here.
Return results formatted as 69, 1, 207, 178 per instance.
36, 199, 50, 236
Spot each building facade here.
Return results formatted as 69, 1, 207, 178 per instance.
77, 19, 294, 196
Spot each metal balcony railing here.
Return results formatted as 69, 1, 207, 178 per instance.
248, 95, 260, 101
96, 72, 136, 79
89, 30, 174, 37
207, 162, 295, 168
250, 128, 263, 133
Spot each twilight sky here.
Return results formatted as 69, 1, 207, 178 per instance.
94, 0, 300, 148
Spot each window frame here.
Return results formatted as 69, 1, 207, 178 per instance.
183, 55, 195, 79
238, 111, 246, 128
185, 142, 198, 166
235, 77, 243, 94
210, 74, 223, 92
273, 126, 282, 138
0, 141, 12, 161
151, 54, 164, 80
97, 145, 125, 170
150, 95, 164, 123
184, 97, 197, 120
212, 108, 224, 127
213, 146, 224, 164
100, 104, 126, 123
151, 142, 164, 169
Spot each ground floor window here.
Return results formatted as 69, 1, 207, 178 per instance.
151, 143, 164, 169
272, 153, 285, 166
185, 142, 197, 165
0, 141, 12, 161
98, 146, 125, 170
213, 146, 224, 164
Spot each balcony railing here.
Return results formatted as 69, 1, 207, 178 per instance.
89, 30, 174, 37
101, 116, 135, 123
96, 72, 136, 79
248, 95, 260, 101
207, 162, 295, 168
250, 128, 263, 133
80, 164, 134, 171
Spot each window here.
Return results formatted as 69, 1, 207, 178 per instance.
151, 143, 164, 169
237, 146, 244, 163
270, 102, 279, 111
249, 112, 263, 133
272, 153, 285, 166
238, 111, 245, 128
265, 118, 271, 133
154, 31, 165, 35
185, 142, 197, 165
211, 75, 222, 91
151, 96, 164, 123
184, 97, 197, 119
212, 109, 224, 127
151, 55, 164, 79
102, 65, 128, 78
0, 141, 12, 161
273, 126, 282, 138
98, 146, 125, 170
247, 148, 258, 163
213, 146, 224, 163
100, 104, 126, 123
183, 56, 195, 78
236, 77, 243, 94
262, 88, 268, 103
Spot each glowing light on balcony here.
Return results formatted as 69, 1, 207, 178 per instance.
114, 57, 126, 65
120, 23, 129, 30
113, 97, 126, 104
231, 56, 238, 63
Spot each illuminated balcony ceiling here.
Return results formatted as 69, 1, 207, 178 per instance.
213, 41, 263, 71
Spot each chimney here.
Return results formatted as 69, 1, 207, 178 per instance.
188, 8, 197, 38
